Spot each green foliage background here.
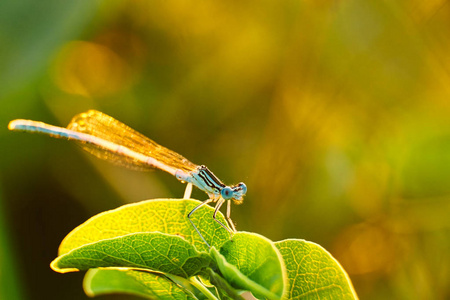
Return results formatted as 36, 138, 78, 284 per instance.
1, 0, 450, 299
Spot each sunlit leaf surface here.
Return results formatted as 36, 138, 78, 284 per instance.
51, 232, 213, 277
275, 239, 358, 300
84, 269, 198, 300
58, 199, 229, 254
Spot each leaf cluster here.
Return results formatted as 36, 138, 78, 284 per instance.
51, 199, 357, 299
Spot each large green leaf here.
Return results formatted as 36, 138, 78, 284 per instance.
211, 232, 285, 299
275, 239, 358, 300
58, 199, 230, 254
84, 269, 198, 300
51, 232, 213, 278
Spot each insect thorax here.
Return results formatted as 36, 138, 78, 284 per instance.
189, 165, 225, 197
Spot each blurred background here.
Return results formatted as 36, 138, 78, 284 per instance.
1, 0, 450, 299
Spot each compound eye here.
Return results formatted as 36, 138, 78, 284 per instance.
221, 186, 233, 199
237, 182, 247, 194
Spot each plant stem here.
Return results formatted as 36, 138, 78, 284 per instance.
190, 276, 218, 300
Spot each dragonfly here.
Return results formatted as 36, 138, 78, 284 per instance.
8, 110, 247, 247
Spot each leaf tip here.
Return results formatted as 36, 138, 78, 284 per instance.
50, 257, 80, 273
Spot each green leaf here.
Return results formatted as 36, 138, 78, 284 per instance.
51, 232, 213, 278
83, 268, 198, 300
211, 232, 285, 300
58, 199, 230, 254
275, 239, 358, 300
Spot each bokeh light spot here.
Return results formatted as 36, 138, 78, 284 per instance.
334, 222, 398, 275
52, 41, 131, 97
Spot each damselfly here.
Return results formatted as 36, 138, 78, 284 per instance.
8, 110, 246, 246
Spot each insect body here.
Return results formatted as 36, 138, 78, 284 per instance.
9, 110, 247, 246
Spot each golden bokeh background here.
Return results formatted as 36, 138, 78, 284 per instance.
1, 0, 450, 299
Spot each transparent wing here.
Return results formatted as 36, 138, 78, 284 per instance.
67, 110, 198, 172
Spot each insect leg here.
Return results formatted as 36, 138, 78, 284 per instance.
213, 198, 233, 240
188, 198, 213, 247
183, 183, 193, 199
226, 200, 237, 232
